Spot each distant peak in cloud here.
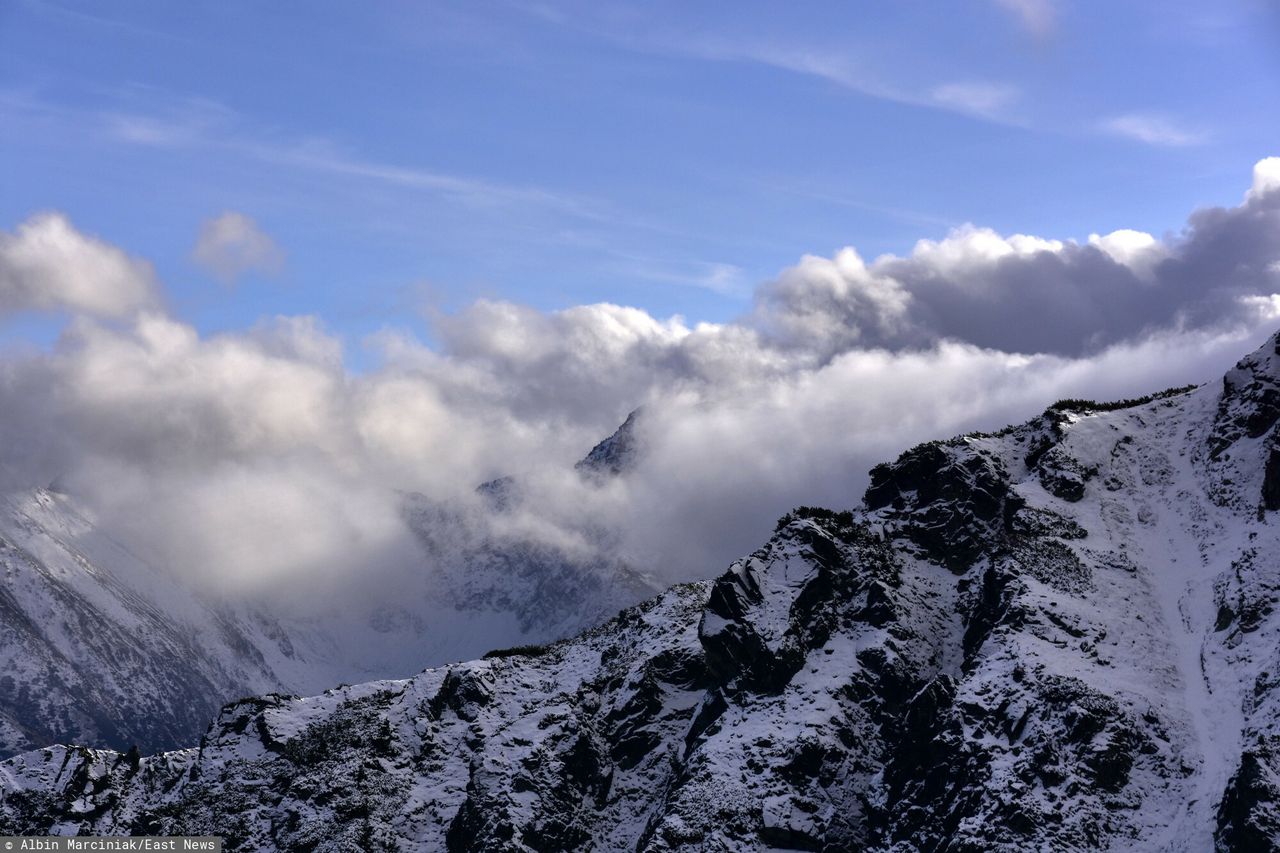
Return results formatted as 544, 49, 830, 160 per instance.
0, 213, 158, 319
192, 211, 284, 284
1101, 113, 1206, 147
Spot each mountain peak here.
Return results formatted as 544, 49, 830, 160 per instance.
575, 407, 644, 479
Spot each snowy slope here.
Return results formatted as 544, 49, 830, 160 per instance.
6, 333, 1280, 849
0, 487, 336, 759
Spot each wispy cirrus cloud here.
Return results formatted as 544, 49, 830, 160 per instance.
0, 83, 611, 224
96, 97, 611, 220
500, 7, 1028, 128
930, 81, 1021, 119
1100, 112, 1207, 147
0, 84, 776, 295
625, 258, 747, 297
654, 37, 1025, 125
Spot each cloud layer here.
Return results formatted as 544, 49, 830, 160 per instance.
1, 159, 1279, 599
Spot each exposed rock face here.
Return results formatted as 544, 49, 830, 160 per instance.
1216, 741, 1280, 850
864, 442, 1023, 571
474, 475, 520, 511
1262, 442, 1280, 512
1206, 330, 1280, 511
8, 332, 1280, 850
1035, 443, 1097, 502
1213, 333, 1280, 452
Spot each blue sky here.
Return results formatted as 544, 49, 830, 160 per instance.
2, 0, 1278, 358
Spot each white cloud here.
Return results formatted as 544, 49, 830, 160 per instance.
192, 212, 285, 283
992, 0, 1057, 37
1101, 113, 1206, 147
1087, 229, 1167, 280
756, 162, 1280, 356
907, 225, 1064, 273
1247, 157, 1280, 202
0, 213, 158, 318
752, 247, 911, 353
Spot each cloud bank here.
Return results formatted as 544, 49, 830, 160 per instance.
1, 160, 1279, 599
755, 163, 1280, 358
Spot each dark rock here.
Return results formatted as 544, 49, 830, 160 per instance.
1010, 506, 1088, 540
865, 442, 1022, 571
1036, 445, 1097, 503
429, 668, 495, 722
1263, 444, 1280, 512
1208, 331, 1280, 462
1217, 741, 1280, 851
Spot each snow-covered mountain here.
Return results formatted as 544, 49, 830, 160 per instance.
0, 413, 658, 760
6, 331, 1280, 849
0, 487, 344, 759
401, 407, 659, 640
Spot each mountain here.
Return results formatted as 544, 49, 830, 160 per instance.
0, 413, 658, 760
5, 332, 1280, 850
399, 489, 659, 641
401, 406, 659, 639
575, 407, 644, 478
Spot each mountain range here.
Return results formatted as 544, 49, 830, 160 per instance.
5, 332, 1280, 849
